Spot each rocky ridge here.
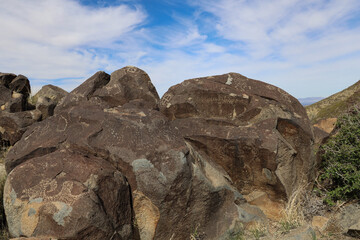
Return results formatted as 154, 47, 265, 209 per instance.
306, 80, 360, 124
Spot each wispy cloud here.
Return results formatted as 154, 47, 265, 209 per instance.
194, 0, 360, 59
187, 0, 360, 97
0, 0, 359, 98
0, 0, 145, 91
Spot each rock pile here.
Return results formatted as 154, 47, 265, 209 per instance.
0, 74, 67, 147
3, 67, 315, 239
0, 73, 38, 147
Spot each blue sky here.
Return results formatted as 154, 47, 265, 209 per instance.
1, 0, 360, 98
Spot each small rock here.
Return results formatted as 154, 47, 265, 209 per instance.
244, 190, 285, 221
278, 225, 316, 240
311, 215, 329, 233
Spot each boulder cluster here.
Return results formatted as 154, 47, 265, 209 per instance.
1, 67, 315, 239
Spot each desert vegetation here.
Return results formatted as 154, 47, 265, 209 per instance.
317, 106, 360, 205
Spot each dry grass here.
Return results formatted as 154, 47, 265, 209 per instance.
282, 184, 307, 227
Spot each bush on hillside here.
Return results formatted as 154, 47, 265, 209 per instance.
319, 106, 360, 205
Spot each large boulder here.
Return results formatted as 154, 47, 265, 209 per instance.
6, 98, 261, 240
4, 68, 314, 239
4, 150, 134, 239
92, 66, 160, 109
32, 85, 68, 104
57, 66, 159, 111
159, 73, 315, 201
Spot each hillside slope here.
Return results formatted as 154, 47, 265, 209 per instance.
306, 80, 360, 123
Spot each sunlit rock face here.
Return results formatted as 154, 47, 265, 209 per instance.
4, 67, 314, 240
160, 72, 315, 200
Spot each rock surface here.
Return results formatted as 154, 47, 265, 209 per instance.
0, 73, 31, 113
4, 150, 134, 239
313, 118, 337, 134
278, 225, 316, 240
4, 67, 315, 239
33, 85, 68, 120
324, 203, 360, 238
0, 110, 41, 146
160, 73, 315, 201
32, 85, 68, 104
0, 73, 41, 147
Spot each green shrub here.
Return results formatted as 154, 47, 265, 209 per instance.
319, 107, 360, 205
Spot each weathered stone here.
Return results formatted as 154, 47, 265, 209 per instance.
31, 85, 68, 120
55, 71, 110, 113
0, 73, 39, 149
0, 72, 16, 88
33, 85, 68, 104
0, 73, 31, 112
4, 150, 134, 239
313, 118, 337, 134
70, 71, 110, 99
5, 68, 315, 239
277, 225, 316, 240
133, 190, 160, 240
57, 67, 159, 112
36, 97, 56, 120
323, 203, 360, 237
9, 75, 31, 98
92, 66, 160, 109
0, 85, 12, 110
313, 126, 329, 148
11, 238, 55, 240
311, 215, 329, 233
6, 100, 266, 239
0, 110, 41, 145
160, 72, 315, 202
243, 190, 285, 221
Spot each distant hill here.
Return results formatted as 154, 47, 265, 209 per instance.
306, 80, 360, 123
298, 97, 324, 106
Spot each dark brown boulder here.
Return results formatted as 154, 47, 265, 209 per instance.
0, 73, 16, 88
70, 71, 110, 99
32, 84, 68, 104
5, 69, 271, 240
35, 97, 57, 120
4, 68, 315, 239
160, 72, 315, 200
0, 73, 31, 112
9, 75, 31, 99
0, 110, 41, 146
6, 101, 265, 240
31, 85, 68, 120
4, 150, 134, 239
57, 67, 159, 112
0, 73, 40, 147
92, 66, 160, 109
0, 85, 12, 108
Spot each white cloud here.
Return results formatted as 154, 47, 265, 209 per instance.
185, 0, 360, 98
194, 0, 360, 61
0, 0, 146, 86
1, 0, 359, 100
